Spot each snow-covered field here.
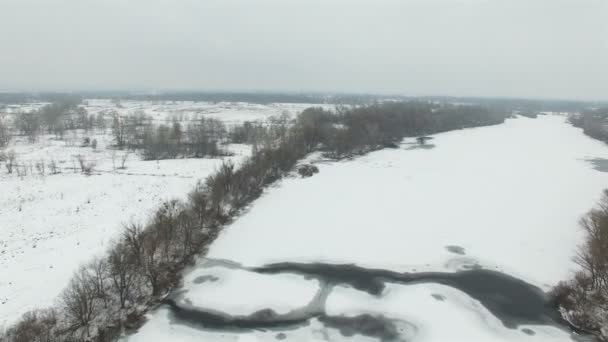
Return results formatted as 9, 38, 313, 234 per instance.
0, 100, 330, 327
128, 115, 608, 342
83, 99, 334, 126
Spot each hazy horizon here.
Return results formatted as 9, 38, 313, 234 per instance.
1, 0, 606, 101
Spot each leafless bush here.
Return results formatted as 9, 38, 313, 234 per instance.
76, 155, 96, 175
15, 163, 27, 178
35, 160, 45, 176
48, 159, 60, 174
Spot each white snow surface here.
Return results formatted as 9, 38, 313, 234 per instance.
209, 115, 608, 286
176, 266, 319, 316
83, 99, 335, 126
128, 115, 608, 342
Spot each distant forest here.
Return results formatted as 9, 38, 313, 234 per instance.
0, 91, 605, 111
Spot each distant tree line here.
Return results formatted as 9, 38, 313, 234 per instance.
0, 101, 508, 342
8, 100, 104, 142
293, 102, 506, 158
569, 108, 608, 143
110, 111, 229, 160
552, 190, 608, 340
0, 93, 82, 106
1, 92, 604, 111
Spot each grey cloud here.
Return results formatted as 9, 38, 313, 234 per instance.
0, 0, 606, 100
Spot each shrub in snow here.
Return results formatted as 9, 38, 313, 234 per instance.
416, 136, 433, 145
297, 164, 319, 178
76, 155, 96, 175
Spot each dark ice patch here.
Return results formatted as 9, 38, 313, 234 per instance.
521, 328, 536, 335
461, 263, 482, 270
275, 332, 287, 340
406, 144, 436, 150
193, 275, 220, 284
445, 245, 466, 255
586, 158, 608, 172
431, 293, 446, 301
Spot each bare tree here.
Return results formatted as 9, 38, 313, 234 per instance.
88, 258, 110, 309
0, 119, 9, 147
5, 150, 16, 174
15, 112, 41, 142
48, 159, 60, 174
95, 112, 106, 132
111, 112, 126, 147
108, 243, 139, 309
140, 227, 164, 296
62, 268, 99, 338
120, 153, 129, 169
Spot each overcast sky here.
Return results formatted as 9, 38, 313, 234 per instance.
0, 0, 606, 100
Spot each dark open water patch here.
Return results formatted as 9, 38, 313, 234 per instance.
253, 262, 563, 329
161, 260, 590, 341
165, 300, 314, 331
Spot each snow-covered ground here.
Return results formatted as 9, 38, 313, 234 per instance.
0, 101, 330, 327
128, 115, 608, 342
